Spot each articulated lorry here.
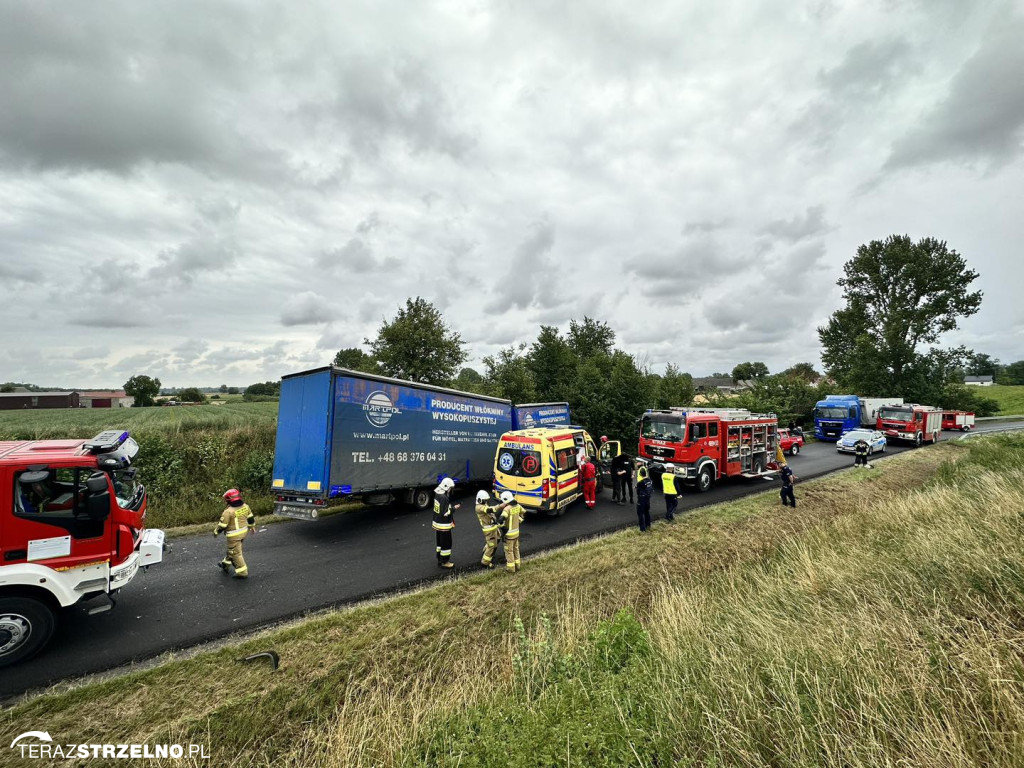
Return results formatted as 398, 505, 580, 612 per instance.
0, 430, 164, 667
271, 367, 513, 518
813, 395, 904, 441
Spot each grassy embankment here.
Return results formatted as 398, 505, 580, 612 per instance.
981, 384, 1024, 415
6, 433, 1024, 767
0, 402, 278, 529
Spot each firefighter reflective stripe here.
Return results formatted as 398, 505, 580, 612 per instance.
481, 524, 499, 533
220, 503, 253, 535
661, 472, 677, 495
225, 528, 247, 538
432, 521, 454, 530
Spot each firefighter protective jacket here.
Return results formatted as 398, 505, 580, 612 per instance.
215, 503, 254, 537
500, 502, 524, 539
432, 493, 455, 531
475, 502, 499, 534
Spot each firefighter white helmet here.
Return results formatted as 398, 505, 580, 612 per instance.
663, 463, 675, 470
500, 491, 514, 504
438, 477, 455, 493
476, 490, 490, 503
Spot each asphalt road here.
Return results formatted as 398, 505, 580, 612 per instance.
3, 421, 1022, 699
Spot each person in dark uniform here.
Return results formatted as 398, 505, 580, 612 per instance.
854, 439, 871, 468
432, 477, 459, 568
611, 452, 632, 506
780, 464, 797, 507
635, 465, 653, 531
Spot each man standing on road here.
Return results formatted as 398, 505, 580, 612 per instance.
580, 455, 598, 509
780, 464, 797, 507
214, 488, 255, 578
433, 477, 459, 569
475, 490, 508, 568
635, 465, 653, 532
499, 491, 525, 572
661, 463, 680, 521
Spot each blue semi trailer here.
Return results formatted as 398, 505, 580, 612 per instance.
511, 402, 572, 430
271, 367, 512, 518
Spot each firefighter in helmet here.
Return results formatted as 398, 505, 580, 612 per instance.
499, 490, 525, 572
476, 489, 509, 568
214, 488, 255, 578
433, 477, 458, 568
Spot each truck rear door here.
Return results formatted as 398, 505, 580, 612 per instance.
272, 370, 333, 497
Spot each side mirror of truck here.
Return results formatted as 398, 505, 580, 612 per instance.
84, 473, 112, 521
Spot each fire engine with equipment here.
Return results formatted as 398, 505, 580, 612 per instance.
637, 408, 778, 493
942, 411, 975, 431
876, 404, 943, 446
0, 431, 164, 667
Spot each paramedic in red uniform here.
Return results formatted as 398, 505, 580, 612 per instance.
580, 455, 598, 508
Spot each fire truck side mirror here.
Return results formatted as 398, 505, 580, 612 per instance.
84, 472, 112, 521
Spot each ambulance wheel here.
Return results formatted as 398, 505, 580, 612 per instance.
789, 444, 800, 456
412, 487, 432, 510
696, 466, 714, 493
914, 432, 923, 447
0, 596, 55, 668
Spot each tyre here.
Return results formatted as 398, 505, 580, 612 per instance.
752, 457, 765, 475
789, 444, 800, 456
914, 432, 923, 447
0, 596, 56, 669
412, 487, 432, 510
696, 465, 714, 493
868, 446, 874, 456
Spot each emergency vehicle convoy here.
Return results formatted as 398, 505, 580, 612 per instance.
942, 410, 976, 431
0, 430, 164, 667
493, 427, 602, 514
637, 408, 779, 492
876, 404, 944, 446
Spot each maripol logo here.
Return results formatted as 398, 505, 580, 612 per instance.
362, 391, 401, 428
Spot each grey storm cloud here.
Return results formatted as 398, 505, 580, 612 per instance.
886, 10, 1024, 170
0, 1, 1020, 386
484, 218, 558, 314
759, 206, 830, 243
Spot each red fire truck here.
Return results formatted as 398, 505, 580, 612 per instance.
942, 411, 976, 431
0, 431, 164, 667
876, 404, 943, 446
637, 408, 778, 493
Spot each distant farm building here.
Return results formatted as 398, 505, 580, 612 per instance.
964, 375, 994, 386
78, 390, 135, 408
0, 391, 80, 410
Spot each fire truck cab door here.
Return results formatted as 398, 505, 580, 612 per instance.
689, 422, 716, 456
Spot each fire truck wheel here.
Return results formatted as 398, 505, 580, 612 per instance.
696, 466, 714, 493
752, 457, 765, 475
914, 432, 923, 447
0, 597, 55, 668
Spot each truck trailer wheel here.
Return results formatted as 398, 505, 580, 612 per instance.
411, 487, 433, 511
696, 466, 714, 493
0, 596, 55, 668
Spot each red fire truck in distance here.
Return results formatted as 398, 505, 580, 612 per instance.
876, 404, 943, 446
942, 411, 975, 431
637, 408, 778, 493
0, 431, 164, 667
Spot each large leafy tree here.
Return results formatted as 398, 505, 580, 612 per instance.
965, 352, 1000, 377
731, 361, 769, 382
333, 346, 380, 374
482, 345, 537, 404
567, 317, 615, 359
366, 297, 467, 385
124, 374, 161, 407
654, 363, 694, 409
527, 326, 576, 402
780, 362, 821, 382
819, 235, 982, 395
999, 360, 1024, 385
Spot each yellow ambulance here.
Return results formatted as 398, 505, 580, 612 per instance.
493, 427, 601, 514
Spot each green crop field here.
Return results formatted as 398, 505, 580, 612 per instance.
978, 384, 1024, 415
0, 400, 278, 440
0, 401, 280, 529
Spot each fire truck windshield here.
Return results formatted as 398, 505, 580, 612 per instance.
112, 468, 144, 510
879, 406, 914, 422
641, 416, 686, 443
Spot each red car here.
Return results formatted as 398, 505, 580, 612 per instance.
778, 428, 805, 455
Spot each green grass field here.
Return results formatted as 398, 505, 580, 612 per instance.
9, 435, 1024, 768
0, 400, 278, 440
978, 384, 1024, 415
0, 401, 280, 528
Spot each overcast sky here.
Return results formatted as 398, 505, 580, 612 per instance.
1, 0, 1022, 388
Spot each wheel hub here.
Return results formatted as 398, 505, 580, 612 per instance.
0, 614, 29, 655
